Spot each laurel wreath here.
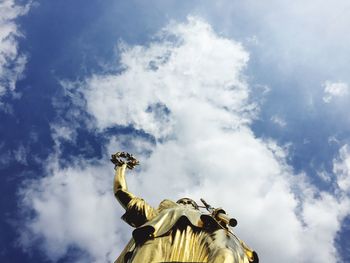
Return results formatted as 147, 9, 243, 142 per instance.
110, 152, 139, 169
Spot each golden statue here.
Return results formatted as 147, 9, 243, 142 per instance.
112, 152, 259, 263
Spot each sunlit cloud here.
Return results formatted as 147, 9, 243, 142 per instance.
333, 145, 350, 193
270, 115, 287, 127
323, 81, 349, 103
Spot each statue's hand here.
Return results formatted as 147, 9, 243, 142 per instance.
111, 152, 139, 170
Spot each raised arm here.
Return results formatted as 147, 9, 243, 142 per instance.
111, 152, 157, 227
113, 163, 136, 209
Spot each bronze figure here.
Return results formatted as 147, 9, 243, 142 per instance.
112, 152, 258, 263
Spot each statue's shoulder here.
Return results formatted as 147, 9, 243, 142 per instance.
157, 199, 178, 211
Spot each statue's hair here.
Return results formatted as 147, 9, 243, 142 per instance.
176, 197, 199, 210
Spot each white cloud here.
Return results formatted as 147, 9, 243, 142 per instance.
20, 17, 350, 263
0, 0, 30, 104
270, 114, 287, 127
82, 17, 252, 139
0, 142, 28, 166
50, 123, 77, 143
323, 81, 349, 103
13, 144, 27, 164
333, 145, 350, 193
328, 136, 340, 145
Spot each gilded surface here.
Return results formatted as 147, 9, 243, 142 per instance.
112, 153, 258, 263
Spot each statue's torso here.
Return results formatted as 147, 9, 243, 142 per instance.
116, 199, 250, 263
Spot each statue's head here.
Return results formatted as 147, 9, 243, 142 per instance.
176, 197, 199, 210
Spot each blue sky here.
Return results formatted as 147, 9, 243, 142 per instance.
1, 0, 350, 262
